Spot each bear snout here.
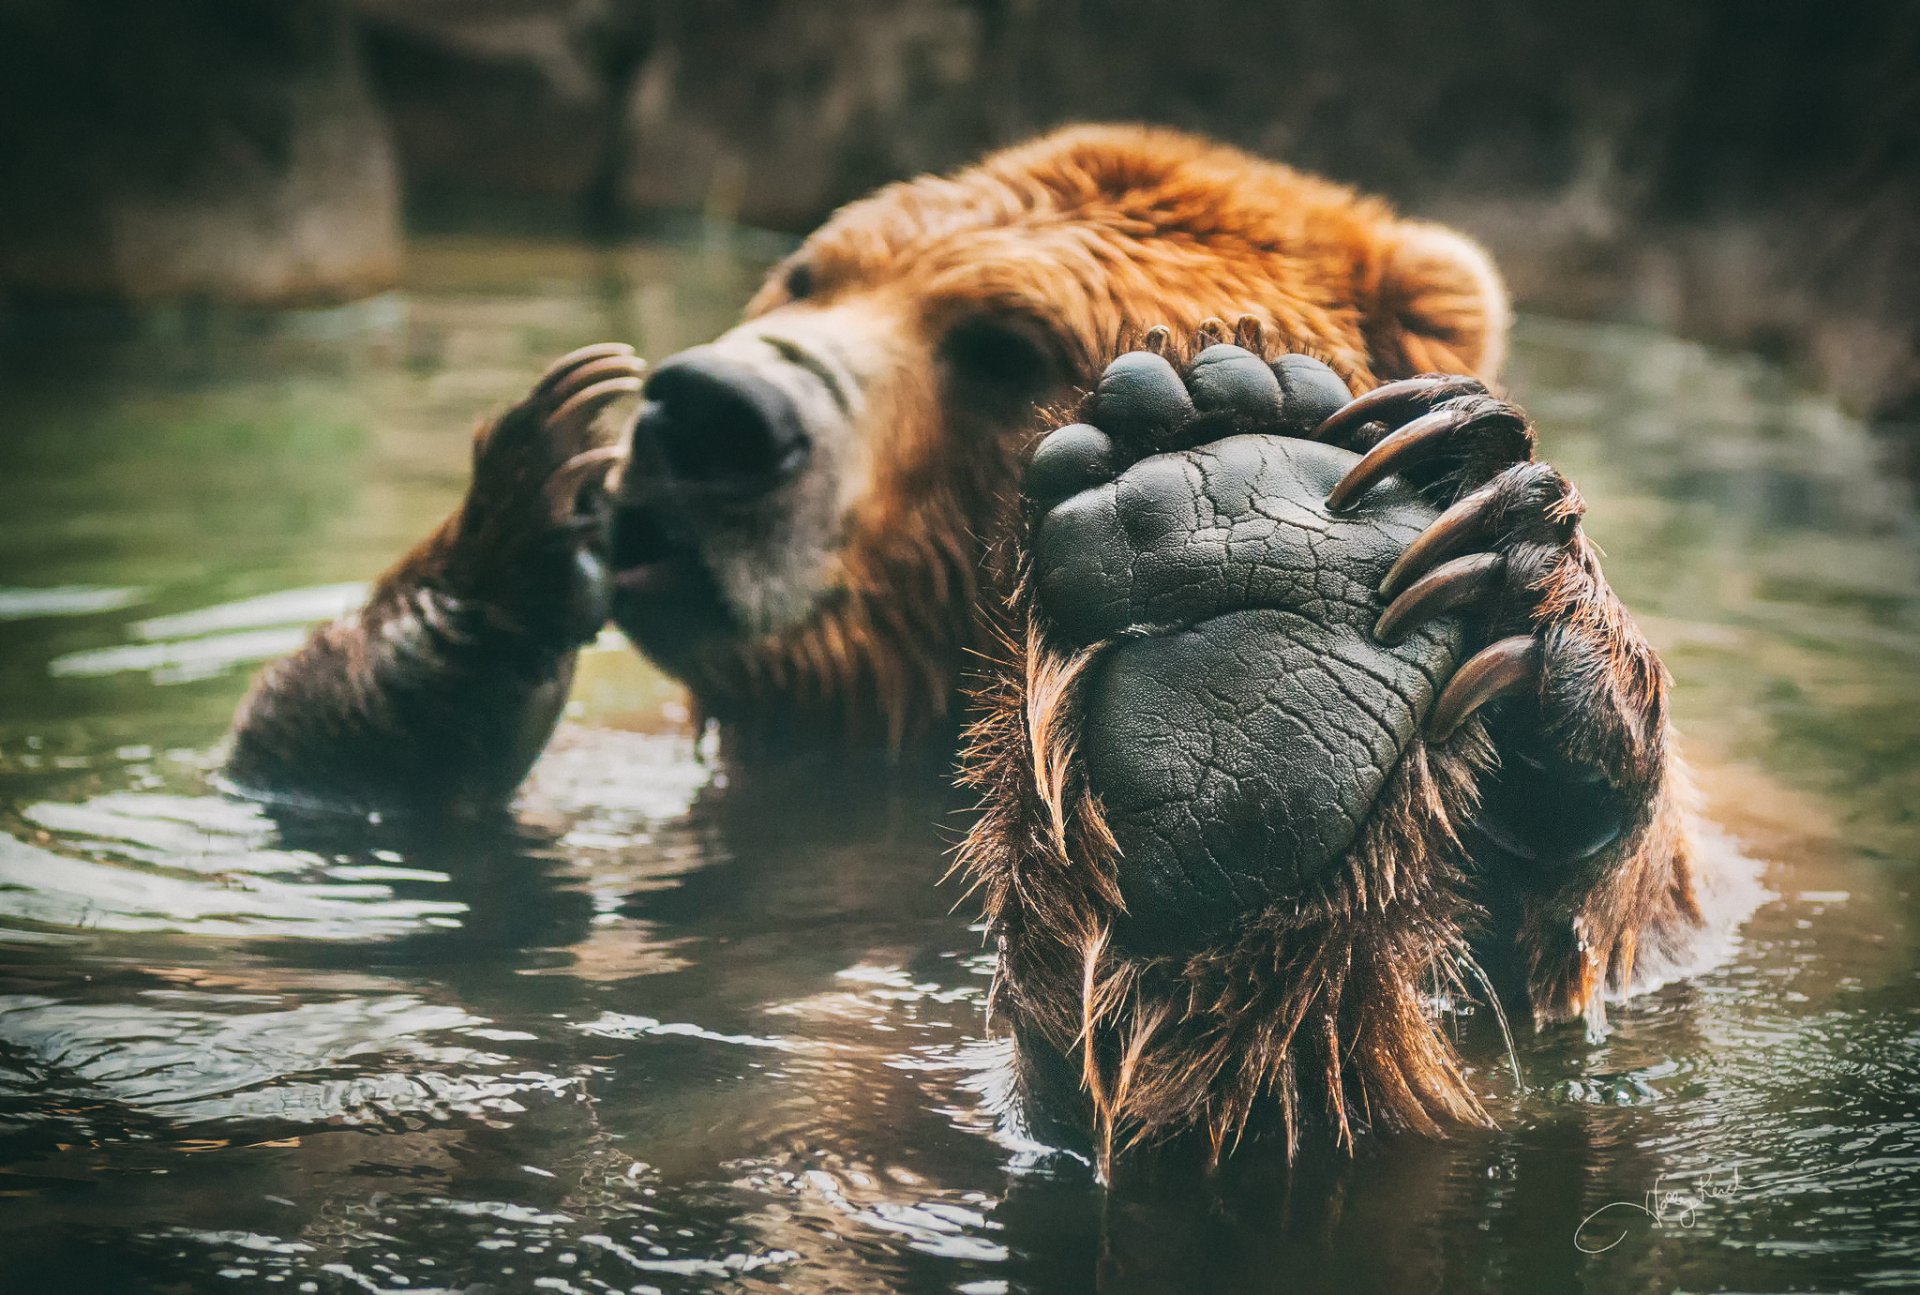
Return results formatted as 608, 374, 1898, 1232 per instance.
603, 333, 871, 660
628, 347, 813, 500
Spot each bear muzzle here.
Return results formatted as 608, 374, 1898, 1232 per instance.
599, 330, 869, 666
628, 348, 814, 500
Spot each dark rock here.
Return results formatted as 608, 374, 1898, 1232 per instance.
7, 0, 1913, 433
348, 0, 1918, 431
0, 0, 401, 308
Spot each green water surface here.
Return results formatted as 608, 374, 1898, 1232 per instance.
1, 234, 1916, 1294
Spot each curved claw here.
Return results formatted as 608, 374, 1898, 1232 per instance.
545, 353, 647, 410
543, 444, 627, 518
1326, 405, 1473, 512
1311, 375, 1467, 445
550, 375, 643, 433
1425, 635, 1541, 742
1373, 551, 1505, 644
532, 342, 637, 398
1379, 482, 1502, 600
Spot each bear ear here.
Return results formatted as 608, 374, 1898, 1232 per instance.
1371, 220, 1511, 382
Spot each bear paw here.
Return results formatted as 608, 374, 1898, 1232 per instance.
1021, 339, 1469, 955
446, 343, 642, 648
965, 327, 1694, 1151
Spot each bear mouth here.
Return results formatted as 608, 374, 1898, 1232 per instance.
604, 499, 738, 660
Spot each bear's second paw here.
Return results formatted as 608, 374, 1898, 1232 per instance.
1020, 340, 1469, 955
445, 343, 644, 648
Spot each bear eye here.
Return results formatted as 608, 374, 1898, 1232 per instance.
943, 317, 1057, 395
783, 261, 816, 301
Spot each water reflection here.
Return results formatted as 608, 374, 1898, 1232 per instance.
0, 238, 1916, 1293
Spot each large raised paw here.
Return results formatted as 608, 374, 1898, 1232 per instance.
1020, 341, 1470, 955
445, 342, 644, 648
970, 332, 1697, 1159
969, 330, 1508, 1158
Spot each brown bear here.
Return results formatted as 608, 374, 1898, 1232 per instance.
226, 125, 1701, 1165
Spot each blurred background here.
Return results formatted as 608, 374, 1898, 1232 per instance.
2, 0, 1916, 454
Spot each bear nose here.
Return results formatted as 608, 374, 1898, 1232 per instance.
630, 349, 812, 496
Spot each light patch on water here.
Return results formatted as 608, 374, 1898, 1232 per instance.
764, 962, 984, 1025
577, 1231, 799, 1281
129, 583, 368, 641
1621, 814, 1773, 1002
530, 730, 712, 826
792, 1165, 1009, 1263
165, 1229, 315, 1256
49, 626, 313, 683
0, 992, 571, 1129
44, 583, 369, 683
0, 831, 467, 943
0, 585, 149, 621
22, 791, 287, 873
431, 1197, 577, 1227
573, 1011, 797, 1052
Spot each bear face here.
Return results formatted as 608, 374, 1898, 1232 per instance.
599, 125, 1509, 747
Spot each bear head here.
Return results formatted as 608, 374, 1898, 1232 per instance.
601, 124, 1509, 748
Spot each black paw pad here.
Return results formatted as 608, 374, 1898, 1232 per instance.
1024, 423, 1117, 512
1027, 426, 1466, 956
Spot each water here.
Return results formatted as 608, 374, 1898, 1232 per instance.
2, 234, 1918, 1294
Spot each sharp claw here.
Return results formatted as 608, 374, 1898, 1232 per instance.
543, 444, 627, 518
1233, 314, 1268, 351
545, 354, 647, 409
1311, 375, 1457, 444
1425, 635, 1541, 742
1373, 551, 1505, 644
1379, 482, 1502, 600
549, 375, 643, 432
1143, 325, 1173, 355
1326, 406, 1471, 512
1195, 317, 1229, 345
532, 342, 637, 397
